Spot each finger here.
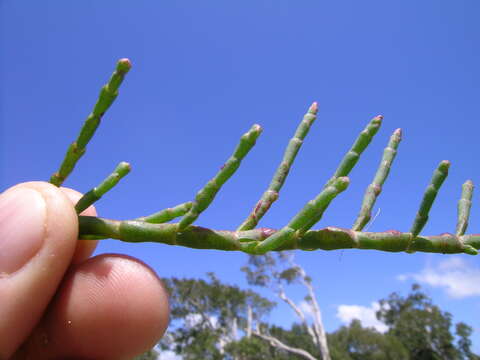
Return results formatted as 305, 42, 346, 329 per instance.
18, 254, 169, 360
0, 182, 78, 358
60, 187, 99, 264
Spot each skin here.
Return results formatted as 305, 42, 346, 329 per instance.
0, 182, 169, 360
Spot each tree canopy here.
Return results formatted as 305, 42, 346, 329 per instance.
153, 275, 478, 360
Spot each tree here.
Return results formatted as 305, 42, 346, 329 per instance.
224, 336, 278, 360
376, 284, 478, 360
242, 252, 330, 360
159, 273, 275, 359
133, 348, 159, 360
327, 320, 408, 360
161, 272, 329, 360
456, 322, 480, 360
160, 274, 479, 360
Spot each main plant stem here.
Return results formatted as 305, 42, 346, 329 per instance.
78, 216, 480, 255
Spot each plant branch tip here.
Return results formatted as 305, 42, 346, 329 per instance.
440, 160, 451, 170
253, 124, 262, 132
309, 102, 318, 114
117, 58, 132, 72
250, 124, 263, 137
117, 162, 131, 173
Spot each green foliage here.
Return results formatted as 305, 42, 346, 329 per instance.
164, 272, 274, 326
160, 273, 275, 359
456, 322, 480, 360
160, 275, 479, 360
269, 324, 322, 359
242, 252, 303, 288
377, 284, 477, 360
225, 324, 322, 360
225, 336, 280, 359
133, 348, 159, 360
328, 320, 408, 360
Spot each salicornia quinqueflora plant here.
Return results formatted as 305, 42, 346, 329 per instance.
50, 59, 479, 256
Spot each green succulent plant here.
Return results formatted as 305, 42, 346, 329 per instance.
51, 59, 478, 256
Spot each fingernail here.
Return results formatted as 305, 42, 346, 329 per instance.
0, 187, 46, 275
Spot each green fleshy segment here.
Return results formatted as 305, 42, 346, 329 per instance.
50, 59, 132, 186
177, 124, 263, 231
293, 177, 350, 233
324, 115, 382, 189
409, 160, 450, 241
75, 161, 131, 214
238, 102, 318, 231
353, 128, 402, 231
253, 177, 350, 254
456, 180, 474, 236
136, 202, 193, 224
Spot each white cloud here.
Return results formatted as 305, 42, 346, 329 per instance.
184, 313, 218, 329
336, 302, 388, 333
158, 350, 182, 360
185, 313, 202, 327
397, 257, 480, 299
299, 300, 315, 319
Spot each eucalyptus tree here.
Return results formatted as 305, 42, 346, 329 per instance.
159, 273, 275, 359
327, 319, 408, 360
158, 275, 480, 360
242, 252, 330, 360
133, 348, 159, 360
376, 284, 478, 360
456, 322, 480, 360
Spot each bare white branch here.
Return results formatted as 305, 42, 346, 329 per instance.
278, 288, 318, 346
247, 305, 253, 338
253, 330, 318, 360
298, 265, 331, 360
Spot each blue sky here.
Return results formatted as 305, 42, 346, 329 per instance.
2, 0, 480, 353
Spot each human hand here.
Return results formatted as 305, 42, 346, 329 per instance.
0, 182, 169, 359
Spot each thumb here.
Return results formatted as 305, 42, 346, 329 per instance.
0, 182, 78, 358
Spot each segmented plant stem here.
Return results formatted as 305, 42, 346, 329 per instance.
253, 177, 350, 254
136, 202, 193, 224
49, 59, 132, 187
177, 124, 263, 231
75, 162, 131, 214
238, 102, 318, 231
78, 216, 479, 255
324, 115, 382, 188
295, 176, 350, 234
456, 180, 474, 236
47, 63, 478, 257
352, 128, 402, 231
409, 160, 450, 240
